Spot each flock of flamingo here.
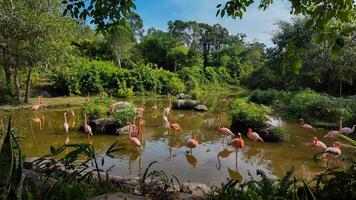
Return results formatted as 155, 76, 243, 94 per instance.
29, 95, 355, 166
301, 117, 355, 159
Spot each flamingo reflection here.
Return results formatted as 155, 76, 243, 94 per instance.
216, 149, 233, 170
227, 151, 243, 183
185, 153, 198, 168
128, 151, 142, 175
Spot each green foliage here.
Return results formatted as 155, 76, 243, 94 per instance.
80, 98, 108, 120
111, 104, 137, 124
280, 89, 352, 126
0, 84, 14, 105
249, 89, 289, 105
117, 80, 134, 97
230, 98, 272, 128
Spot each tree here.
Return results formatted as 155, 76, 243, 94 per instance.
217, 0, 355, 58
167, 45, 189, 72
0, 0, 77, 103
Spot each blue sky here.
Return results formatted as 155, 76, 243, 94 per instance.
135, 0, 293, 46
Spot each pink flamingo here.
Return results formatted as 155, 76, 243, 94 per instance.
127, 122, 142, 148
311, 136, 327, 150
221, 98, 230, 104
163, 116, 182, 131
31, 96, 42, 111
164, 106, 171, 116
130, 118, 143, 138
84, 113, 93, 137
339, 117, 355, 135
63, 112, 69, 133
186, 135, 198, 153
138, 105, 145, 117
218, 113, 235, 138
299, 119, 316, 132
322, 142, 342, 159
247, 128, 263, 142
229, 133, 245, 149
324, 130, 340, 139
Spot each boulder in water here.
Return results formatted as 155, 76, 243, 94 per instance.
230, 118, 284, 142
80, 118, 125, 135
177, 93, 192, 100
172, 99, 199, 110
194, 104, 208, 111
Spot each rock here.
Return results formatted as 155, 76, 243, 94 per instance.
177, 93, 192, 100
80, 118, 125, 135
172, 100, 199, 110
90, 192, 148, 200
193, 104, 208, 111
230, 118, 283, 142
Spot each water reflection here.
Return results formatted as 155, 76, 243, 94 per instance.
3, 93, 354, 185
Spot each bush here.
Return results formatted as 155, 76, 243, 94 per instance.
80, 98, 108, 120
249, 89, 289, 105
230, 98, 272, 128
117, 80, 134, 98
280, 89, 352, 126
111, 104, 137, 124
0, 84, 14, 104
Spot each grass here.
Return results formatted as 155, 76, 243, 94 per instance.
0, 96, 87, 111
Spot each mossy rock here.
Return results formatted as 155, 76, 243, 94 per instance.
230, 118, 283, 142
79, 118, 125, 135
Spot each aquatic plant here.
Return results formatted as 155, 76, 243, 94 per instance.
80, 97, 108, 120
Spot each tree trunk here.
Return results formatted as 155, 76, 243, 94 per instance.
2, 55, 11, 85
14, 66, 21, 103
25, 68, 32, 103
339, 79, 342, 97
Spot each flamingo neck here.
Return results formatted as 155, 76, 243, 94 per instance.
218, 116, 222, 130
64, 114, 67, 123
128, 123, 132, 138
84, 115, 87, 126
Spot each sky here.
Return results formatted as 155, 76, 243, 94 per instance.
135, 0, 293, 47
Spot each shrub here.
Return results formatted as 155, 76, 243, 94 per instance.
230, 98, 273, 128
117, 80, 134, 98
111, 104, 137, 124
80, 98, 108, 120
280, 89, 352, 125
249, 89, 289, 105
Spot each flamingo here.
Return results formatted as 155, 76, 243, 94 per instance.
324, 130, 340, 139
127, 122, 142, 148
339, 117, 355, 135
186, 135, 198, 154
31, 96, 42, 111
221, 98, 230, 104
218, 114, 235, 139
138, 105, 145, 117
229, 133, 245, 148
84, 113, 93, 137
299, 119, 316, 132
323, 142, 342, 159
311, 136, 327, 150
70, 109, 75, 117
163, 116, 182, 131
247, 128, 263, 142
262, 114, 273, 122
164, 106, 171, 116
63, 112, 69, 133
130, 118, 142, 138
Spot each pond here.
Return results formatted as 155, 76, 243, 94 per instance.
1, 92, 351, 185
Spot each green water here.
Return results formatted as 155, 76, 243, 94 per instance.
1, 94, 351, 185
